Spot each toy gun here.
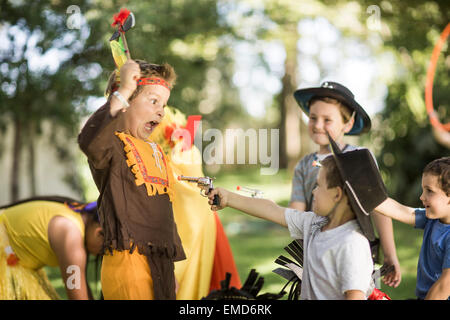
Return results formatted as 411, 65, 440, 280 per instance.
178, 175, 220, 206
236, 186, 264, 198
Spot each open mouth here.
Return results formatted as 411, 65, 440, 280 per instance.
144, 120, 159, 132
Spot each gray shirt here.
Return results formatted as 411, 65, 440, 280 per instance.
290, 145, 359, 210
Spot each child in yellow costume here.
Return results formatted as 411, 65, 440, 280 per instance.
0, 197, 102, 300
150, 107, 241, 299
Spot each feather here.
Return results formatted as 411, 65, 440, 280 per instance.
110, 36, 128, 81
111, 8, 130, 27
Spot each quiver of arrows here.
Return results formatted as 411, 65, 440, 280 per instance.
272, 239, 304, 300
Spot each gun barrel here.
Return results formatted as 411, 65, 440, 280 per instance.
237, 186, 262, 193
237, 186, 254, 192
178, 175, 200, 182
236, 186, 263, 198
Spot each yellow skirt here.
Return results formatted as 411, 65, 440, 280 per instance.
101, 249, 154, 300
0, 218, 60, 300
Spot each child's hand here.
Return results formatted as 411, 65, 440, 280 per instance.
382, 258, 401, 288
208, 187, 228, 211
118, 59, 141, 98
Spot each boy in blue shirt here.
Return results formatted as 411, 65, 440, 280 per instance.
375, 156, 450, 299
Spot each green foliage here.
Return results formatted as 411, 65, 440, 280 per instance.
0, 0, 244, 198
360, 0, 450, 206
0, 0, 103, 129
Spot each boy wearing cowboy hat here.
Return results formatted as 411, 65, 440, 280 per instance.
289, 81, 401, 287
207, 135, 388, 299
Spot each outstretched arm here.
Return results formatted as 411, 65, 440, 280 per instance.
208, 187, 287, 227
374, 197, 416, 226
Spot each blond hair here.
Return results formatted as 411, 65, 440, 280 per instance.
105, 59, 177, 100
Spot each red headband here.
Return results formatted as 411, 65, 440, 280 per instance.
111, 77, 172, 93
137, 77, 172, 91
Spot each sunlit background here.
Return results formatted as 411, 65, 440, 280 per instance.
0, 0, 448, 300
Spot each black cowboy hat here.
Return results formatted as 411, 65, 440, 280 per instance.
293, 81, 371, 135
326, 133, 387, 241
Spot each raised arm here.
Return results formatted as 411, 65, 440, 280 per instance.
374, 197, 416, 226
208, 187, 287, 227
78, 101, 122, 170
108, 59, 140, 117
78, 60, 140, 169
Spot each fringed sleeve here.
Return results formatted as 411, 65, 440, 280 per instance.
78, 101, 126, 170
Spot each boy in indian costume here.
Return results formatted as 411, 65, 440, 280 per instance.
78, 11, 187, 298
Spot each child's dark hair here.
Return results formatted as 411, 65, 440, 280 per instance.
0, 196, 99, 223
320, 155, 344, 189
423, 157, 450, 195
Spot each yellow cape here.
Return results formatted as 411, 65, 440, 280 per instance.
150, 108, 216, 300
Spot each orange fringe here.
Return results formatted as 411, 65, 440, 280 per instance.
115, 132, 174, 201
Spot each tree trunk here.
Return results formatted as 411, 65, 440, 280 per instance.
279, 24, 301, 170
28, 121, 36, 196
11, 117, 22, 202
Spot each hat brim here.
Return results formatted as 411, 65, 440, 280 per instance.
327, 139, 387, 241
293, 87, 371, 135
344, 181, 376, 241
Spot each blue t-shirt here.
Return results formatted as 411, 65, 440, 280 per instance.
415, 208, 450, 299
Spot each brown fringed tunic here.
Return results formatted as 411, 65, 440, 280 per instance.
78, 101, 185, 299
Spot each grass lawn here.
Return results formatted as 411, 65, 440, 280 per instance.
45, 168, 424, 300
225, 216, 422, 300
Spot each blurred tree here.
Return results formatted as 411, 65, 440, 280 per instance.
231, 0, 328, 170
262, 0, 312, 170
355, 0, 450, 206
223, 0, 382, 170
0, 0, 238, 201
0, 0, 104, 201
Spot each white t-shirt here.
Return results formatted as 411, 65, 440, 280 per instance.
284, 208, 374, 300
